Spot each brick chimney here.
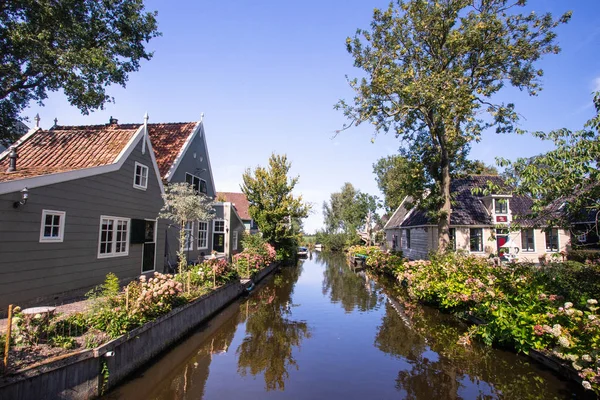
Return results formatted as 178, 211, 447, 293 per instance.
109, 116, 118, 125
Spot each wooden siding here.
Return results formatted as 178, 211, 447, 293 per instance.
0, 138, 165, 312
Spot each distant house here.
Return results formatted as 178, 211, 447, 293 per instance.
384, 175, 571, 262
216, 192, 259, 234
0, 117, 165, 312
147, 120, 245, 265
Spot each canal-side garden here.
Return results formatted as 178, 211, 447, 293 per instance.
0, 235, 276, 374
349, 245, 600, 395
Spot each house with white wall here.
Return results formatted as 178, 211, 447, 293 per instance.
384, 175, 570, 262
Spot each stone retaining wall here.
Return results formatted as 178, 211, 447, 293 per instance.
0, 262, 280, 400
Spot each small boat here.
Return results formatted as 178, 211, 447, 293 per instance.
297, 247, 309, 257
314, 244, 323, 251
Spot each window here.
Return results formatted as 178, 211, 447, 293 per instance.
233, 230, 238, 250
406, 229, 411, 249
98, 216, 130, 258
470, 228, 483, 252
494, 198, 508, 214
449, 228, 456, 250
40, 210, 66, 242
133, 162, 149, 190
185, 173, 207, 194
214, 219, 225, 233
577, 232, 587, 243
198, 221, 208, 249
184, 222, 194, 250
545, 229, 559, 252
521, 229, 535, 252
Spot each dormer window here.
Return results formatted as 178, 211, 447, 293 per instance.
133, 162, 149, 190
186, 173, 207, 194
494, 198, 508, 214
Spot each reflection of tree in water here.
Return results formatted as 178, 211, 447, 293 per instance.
236, 265, 311, 391
374, 283, 581, 400
142, 310, 240, 400
320, 251, 385, 313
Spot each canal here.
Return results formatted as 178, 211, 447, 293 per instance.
104, 252, 586, 399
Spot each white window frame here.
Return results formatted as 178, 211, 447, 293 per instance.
133, 162, 149, 190
40, 210, 66, 243
198, 220, 208, 250
521, 229, 536, 252
98, 216, 130, 258
232, 230, 238, 250
184, 221, 194, 251
494, 198, 509, 214
213, 219, 225, 233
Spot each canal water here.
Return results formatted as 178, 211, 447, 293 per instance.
104, 252, 586, 399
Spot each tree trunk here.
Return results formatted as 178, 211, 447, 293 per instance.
438, 144, 451, 252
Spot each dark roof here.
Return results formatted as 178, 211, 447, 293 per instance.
395, 175, 537, 227
385, 197, 414, 229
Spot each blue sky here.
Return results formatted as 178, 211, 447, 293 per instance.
25, 0, 600, 233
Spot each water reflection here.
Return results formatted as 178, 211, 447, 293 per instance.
105, 255, 587, 400
374, 277, 582, 399
236, 264, 312, 391
319, 251, 384, 313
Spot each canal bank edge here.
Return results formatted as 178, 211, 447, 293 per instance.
0, 262, 280, 400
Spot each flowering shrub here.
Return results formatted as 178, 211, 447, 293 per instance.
130, 273, 184, 318
356, 250, 600, 394
203, 258, 239, 284
233, 239, 276, 278
348, 245, 404, 275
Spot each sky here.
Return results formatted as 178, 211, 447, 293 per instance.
25, 0, 600, 233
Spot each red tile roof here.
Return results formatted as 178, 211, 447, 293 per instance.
0, 124, 140, 183
146, 122, 198, 178
217, 192, 251, 220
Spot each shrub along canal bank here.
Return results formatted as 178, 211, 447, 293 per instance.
102, 252, 586, 399
349, 245, 600, 397
0, 240, 279, 400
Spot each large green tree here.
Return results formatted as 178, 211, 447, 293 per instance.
323, 182, 379, 234
374, 154, 498, 213
0, 0, 160, 143
499, 92, 600, 232
241, 154, 311, 259
337, 0, 570, 250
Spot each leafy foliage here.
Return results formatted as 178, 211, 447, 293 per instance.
322, 182, 379, 234
337, 0, 570, 249
233, 235, 277, 278
241, 154, 310, 261
357, 249, 600, 393
0, 0, 160, 143
160, 182, 216, 271
498, 92, 600, 233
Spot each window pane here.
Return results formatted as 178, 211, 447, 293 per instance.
44, 226, 52, 237
52, 215, 60, 226
45, 215, 53, 225
470, 229, 482, 252
52, 226, 59, 237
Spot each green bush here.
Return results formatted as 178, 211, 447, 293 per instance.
356, 250, 600, 393
568, 249, 600, 264
48, 335, 77, 350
